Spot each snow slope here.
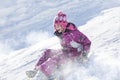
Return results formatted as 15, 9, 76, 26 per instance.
0, 7, 120, 80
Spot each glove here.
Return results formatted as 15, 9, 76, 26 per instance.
82, 51, 88, 57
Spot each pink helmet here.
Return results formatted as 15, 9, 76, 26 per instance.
54, 11, 68, 30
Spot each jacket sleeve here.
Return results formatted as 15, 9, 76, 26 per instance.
61, 29, 91, 53
69, 29, 91, 52
78, 32, 91, 53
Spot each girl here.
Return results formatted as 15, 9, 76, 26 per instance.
26, 11, 91, 80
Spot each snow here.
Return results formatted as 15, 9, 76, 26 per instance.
0, 6, 120, 80
0, 0, 120, 80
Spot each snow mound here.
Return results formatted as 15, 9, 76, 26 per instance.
0, 7, 120, 80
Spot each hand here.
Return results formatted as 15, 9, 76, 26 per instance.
82, 51, 88, 57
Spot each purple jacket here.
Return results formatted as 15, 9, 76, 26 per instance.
60, 28, 91, 57
35, 25, 91, 77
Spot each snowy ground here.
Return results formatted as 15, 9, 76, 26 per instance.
0, 6, 120, 80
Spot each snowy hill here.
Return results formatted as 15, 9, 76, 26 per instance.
0, 7, 120, 80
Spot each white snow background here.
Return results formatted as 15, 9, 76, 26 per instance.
0, 0, 120, 80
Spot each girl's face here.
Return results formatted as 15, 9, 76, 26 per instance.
55, 24, 65, 33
